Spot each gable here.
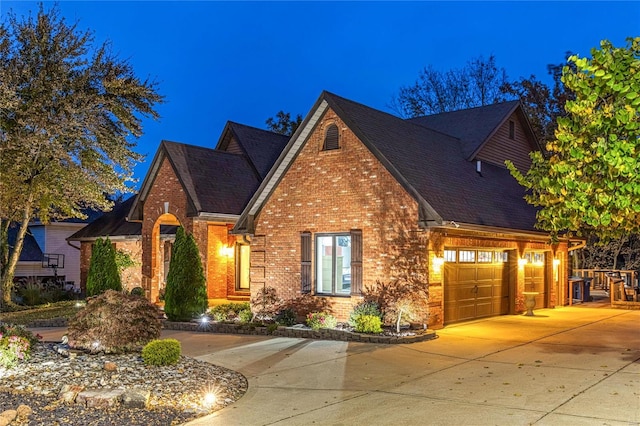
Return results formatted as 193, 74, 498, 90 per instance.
476, 111, 536, 173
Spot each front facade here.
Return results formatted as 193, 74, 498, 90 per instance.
234, 92, 572, 328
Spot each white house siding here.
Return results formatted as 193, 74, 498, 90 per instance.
43, 223, 85, 287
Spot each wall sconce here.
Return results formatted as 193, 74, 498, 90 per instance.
432, 256, 444, 272
553, 258, 561, 267
219, 246, 234, 258
518, 257, 529, 267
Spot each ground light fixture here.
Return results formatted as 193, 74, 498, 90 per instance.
202, 382, 221, 408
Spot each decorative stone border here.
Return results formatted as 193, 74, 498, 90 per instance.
27, 318, 438, 344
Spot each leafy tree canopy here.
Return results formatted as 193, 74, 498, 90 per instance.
265, 110, 302, 136
508, 37, 640, 241
390, 55, 508, 117
0, 4, 163, 303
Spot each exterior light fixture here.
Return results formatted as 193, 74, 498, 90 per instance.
203, 392, 217, 407
432, 256, 445, 271
518, 258, 529, 267
553, 259, 561, 267
220, 245, 234, 258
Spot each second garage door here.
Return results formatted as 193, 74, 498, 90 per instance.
444, 249, 510, 324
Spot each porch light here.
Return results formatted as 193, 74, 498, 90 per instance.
518, 257, 529, 267
219, 245, 234, 258
432, 256, 445, 271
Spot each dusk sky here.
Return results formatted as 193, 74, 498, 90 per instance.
1, 1, 639, 189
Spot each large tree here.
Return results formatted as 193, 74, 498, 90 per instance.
265, 110, 302, 136
390, 55, 508, 117
508, 37, 640, 241
0, 5, 163, 305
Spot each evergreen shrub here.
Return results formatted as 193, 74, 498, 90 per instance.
86, 237, 122, 296
142, 339, 181, 366
354, 314, 383, 334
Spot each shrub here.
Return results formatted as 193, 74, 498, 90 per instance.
355, 315, 383, 334
362, 280, 429, 332
0, 323, 40, 368
275, 308, 297, 326
250, 286, 282, 322
163, 227, 208, 322
130, 287, 145, 297
349, 301, 382, 326
238, 308, 253, 324
18, 281, 42, 306
306, 312, 337, 331
142, 339, 181, 366
67, 290, 162, 354
282, 293, 333, 323
209, 302, 251, 322
86, 237, 122, 296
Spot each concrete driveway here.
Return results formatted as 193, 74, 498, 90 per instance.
33, 306, 640, 425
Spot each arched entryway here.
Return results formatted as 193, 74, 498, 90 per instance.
149, 213, 181, 303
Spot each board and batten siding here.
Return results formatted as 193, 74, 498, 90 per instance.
476, 113, 534, 174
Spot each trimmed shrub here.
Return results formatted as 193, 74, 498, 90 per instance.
349, 301, 382, 326
306, 312, 337, 331
238, 308, 253, 324
130, 287, 145, 297
86, 237, 122, 296
67, 290, 161, 354
275, 308, 297, 326
163, 227, 208, 322
142, 339, 181, 366
355, 315, 383, 334
209, 302, 251, 322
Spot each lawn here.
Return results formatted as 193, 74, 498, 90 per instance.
0, 300, 82, 325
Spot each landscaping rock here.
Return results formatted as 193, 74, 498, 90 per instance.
121, 389, 150, 409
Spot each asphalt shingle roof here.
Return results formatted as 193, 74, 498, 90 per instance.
323, 92, 538, 231
8, 226, 43, 262
67, 196, 141, 240
226, 122, 290, 179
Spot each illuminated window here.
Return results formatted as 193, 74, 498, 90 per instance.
316, 234, 351, 295
323, 124, 339, 151
444, 250, 456, 262
459, 250, 475, 263
495, 252, 508, 263
478, 251, 493, 263
534, 253, 545, 264
236, 244, 250, 290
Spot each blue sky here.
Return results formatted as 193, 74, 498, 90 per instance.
2, 1, 639, 189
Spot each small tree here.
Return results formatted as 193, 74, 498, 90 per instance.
163, 227, 208, 321
86, 237, 122, 296
362, 280, 429, 333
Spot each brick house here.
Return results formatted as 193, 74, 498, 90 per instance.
233, 91, 576, 328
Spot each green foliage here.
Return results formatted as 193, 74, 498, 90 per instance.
508, 37, 640, 241
354, 315, 383, 334
142, 338, 181, 366
18, 281, 42, 306
130, 287, 145, 297
0, 323, 40, 368
67, 290, 161, 354
86, 237, 122, 296
280, 293, 332, 323
115, 250, 139, 273
348, 301, 382, 326
306, 312, 337, 331
163, 227, 208, 322
0, 4, 163, 304
275, 308, 297, 326
209, 302, 251, 322
362, 280, 429, 333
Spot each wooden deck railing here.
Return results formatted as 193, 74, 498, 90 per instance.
572, 269, 639, 304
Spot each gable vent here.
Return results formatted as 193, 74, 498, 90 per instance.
323, 124, 339, 151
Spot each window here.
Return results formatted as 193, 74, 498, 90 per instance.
323, 124, 339, 150
236, 243, 250, 290
444, 250, 456, 262
459, 250, 475, 263
509, 120, 515, 139
316, 233, 351, 295
533, 252, 545, 265
495, 251, 508, 263
478, 251, 493, 263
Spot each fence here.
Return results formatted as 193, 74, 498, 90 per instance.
572, 269, 639, 304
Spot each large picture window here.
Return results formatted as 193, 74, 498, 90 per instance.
316, 234, 351, 295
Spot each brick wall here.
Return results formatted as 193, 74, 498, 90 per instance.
252, 108, 427, 322
78, 239, 142, 293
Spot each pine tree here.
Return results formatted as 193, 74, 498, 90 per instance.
86, 237, 122, 296
163, 227, 208, 321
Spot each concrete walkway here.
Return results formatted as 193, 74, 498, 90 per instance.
32, 305, 640, 425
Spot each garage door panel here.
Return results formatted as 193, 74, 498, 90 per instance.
444, 252, 509, 324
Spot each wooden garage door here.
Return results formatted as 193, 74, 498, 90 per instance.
444, 249, 510, 324
524, 252, 546, 308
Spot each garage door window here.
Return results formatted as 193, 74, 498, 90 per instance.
458, 250, 476, 263
495, 252, 508, 263
478, 251, 493, 263
444, 250, 456, 262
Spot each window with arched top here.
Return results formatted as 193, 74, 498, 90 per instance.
323, 124, 339, 151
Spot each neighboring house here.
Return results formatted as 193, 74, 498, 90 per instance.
122, 122, 290, 303
9, 212, 102, 290
232, 91, 577, 328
